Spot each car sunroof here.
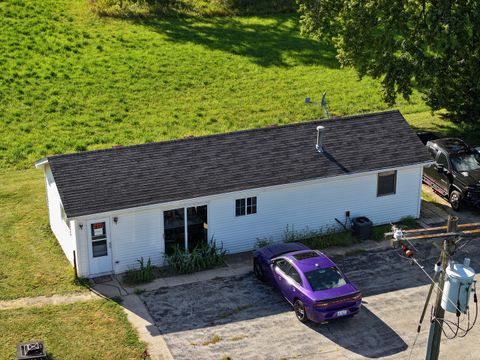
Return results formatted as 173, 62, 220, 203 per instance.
293, 251, 319, 261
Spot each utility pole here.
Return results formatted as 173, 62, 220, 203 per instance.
425, 216, 458, 360
385, 216, 480, 360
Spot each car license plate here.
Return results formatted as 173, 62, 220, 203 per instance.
337, 310, 348, 317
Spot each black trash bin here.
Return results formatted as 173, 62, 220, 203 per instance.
352, 216, 372, 240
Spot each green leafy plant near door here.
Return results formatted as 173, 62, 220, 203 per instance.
166, 240, 226, 274
122, 257, 154, 285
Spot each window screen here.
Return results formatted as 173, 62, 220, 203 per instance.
377, 170, 397, 196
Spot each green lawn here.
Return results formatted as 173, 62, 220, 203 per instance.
0, 300, 145, 359
0, 0, 454, 170
0, 169, 86, 300
0, 0, 462, 300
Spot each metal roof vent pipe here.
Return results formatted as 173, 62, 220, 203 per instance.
316, 125, 325, 153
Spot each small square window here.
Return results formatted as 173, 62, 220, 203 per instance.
377, 170, 397, 196
235, 197, 257, 216
235, 199, 246, 216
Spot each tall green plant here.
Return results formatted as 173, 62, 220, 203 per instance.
122, 257, 154, 285
166, 240, 226, 274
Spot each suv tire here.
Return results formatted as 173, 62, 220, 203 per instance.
449, 190, 462, 211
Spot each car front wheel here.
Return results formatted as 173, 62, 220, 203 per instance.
449, 190, 462, 211
253, 258, 264, 281
294, 299, 308, 323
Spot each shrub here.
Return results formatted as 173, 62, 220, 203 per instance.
122, 257, 154, 285
282, 224, 358, 249
166, 240, 226, 274
255, 236, 274, 249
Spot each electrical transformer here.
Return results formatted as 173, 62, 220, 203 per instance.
441, 258, 476, 314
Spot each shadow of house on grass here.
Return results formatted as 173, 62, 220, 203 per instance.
133, 15, 339, 68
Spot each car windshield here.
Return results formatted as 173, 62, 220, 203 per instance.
305, 267, 347, 291
450, 153, 480, 172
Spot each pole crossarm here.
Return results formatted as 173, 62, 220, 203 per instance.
385, 223, 480, 247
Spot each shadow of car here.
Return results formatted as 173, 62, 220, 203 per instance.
253, 242, 362, 323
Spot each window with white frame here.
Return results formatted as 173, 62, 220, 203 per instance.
377, 170, 397, 196
235, 196, 257, 216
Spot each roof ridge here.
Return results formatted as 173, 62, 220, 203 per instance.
46, 109, 401, 161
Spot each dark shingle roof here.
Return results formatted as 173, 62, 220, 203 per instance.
46, 110, 431, 218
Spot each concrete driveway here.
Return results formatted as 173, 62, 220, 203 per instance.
141, 241, 480, 360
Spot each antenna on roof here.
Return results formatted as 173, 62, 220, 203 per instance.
321, 91, 330, 119
305, 92, 331, 119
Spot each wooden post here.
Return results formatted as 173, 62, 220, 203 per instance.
426, 216, 458, 360
73, 250, 78, 280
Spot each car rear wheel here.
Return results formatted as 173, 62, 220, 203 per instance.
449, 190, 462, 211
253, 258, 264, 281
294, 299, 308, 323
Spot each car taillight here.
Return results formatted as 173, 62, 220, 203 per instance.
314, 292, 362, 308
314, 301, 330, 309
350, 292, 362, 301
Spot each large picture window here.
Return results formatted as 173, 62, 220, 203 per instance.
164, 205, 208, 255
235, 196, 257, 216
377, 170, 397, 196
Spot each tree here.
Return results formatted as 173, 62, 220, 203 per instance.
298, 0, 480, 124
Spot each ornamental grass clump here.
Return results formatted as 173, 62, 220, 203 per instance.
122, 257, 154, 285
166, 240, 226, 274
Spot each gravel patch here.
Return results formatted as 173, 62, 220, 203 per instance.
142, 241, 480, 359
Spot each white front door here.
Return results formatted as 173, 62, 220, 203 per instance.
87, 219, 113, 275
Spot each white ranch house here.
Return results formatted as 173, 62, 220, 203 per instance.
35, 110, 431, 278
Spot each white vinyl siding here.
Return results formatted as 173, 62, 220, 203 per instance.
66, 164, 424, 277
44, 165, 77, 264
208, 166, 422, 254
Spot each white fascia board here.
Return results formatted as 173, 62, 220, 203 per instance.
34, 157, 49, 168
72, 161, 430, 221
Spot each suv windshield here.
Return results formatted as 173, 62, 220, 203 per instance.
450, 153, 480, 172
305, 267, 347, 291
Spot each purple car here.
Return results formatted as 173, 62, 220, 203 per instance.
253, 242, 362, 323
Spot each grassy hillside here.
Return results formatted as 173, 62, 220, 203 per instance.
0, 0, 451, 169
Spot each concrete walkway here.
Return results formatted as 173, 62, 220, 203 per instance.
91, 253, 253, 298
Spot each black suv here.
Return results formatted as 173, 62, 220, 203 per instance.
423, 138, 480, 211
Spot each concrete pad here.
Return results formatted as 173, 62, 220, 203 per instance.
121, 294, 173, 360
141, 242, 480, 360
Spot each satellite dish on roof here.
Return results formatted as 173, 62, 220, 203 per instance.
304, 92, 331, 119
